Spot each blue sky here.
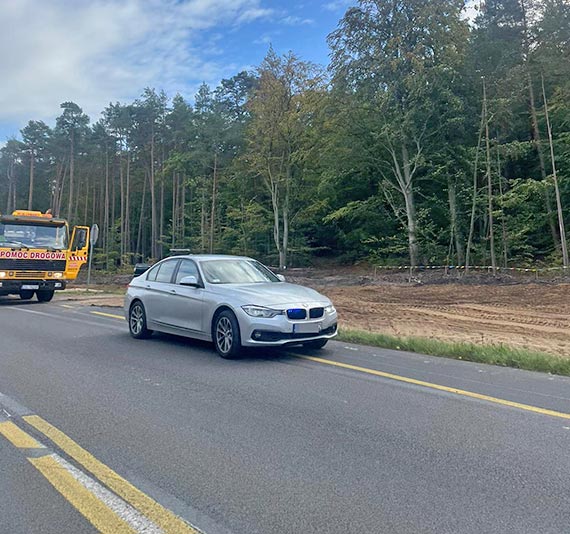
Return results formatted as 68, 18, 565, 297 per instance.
0, 0, 357, 144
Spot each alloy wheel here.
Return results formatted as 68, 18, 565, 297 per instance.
216, 316, 233, 354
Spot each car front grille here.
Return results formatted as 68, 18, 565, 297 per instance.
309, 307, 324, 318
287, 308, 307, 320
287, 307, 325, 320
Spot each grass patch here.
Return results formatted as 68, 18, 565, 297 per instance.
337, 329, 570, 377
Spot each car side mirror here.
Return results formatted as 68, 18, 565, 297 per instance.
276, 274, 286, 282
180, 275, 200, 287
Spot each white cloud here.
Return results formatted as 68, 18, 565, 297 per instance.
254, 34, 275, 45
281, 15, 314, 26
322, 0, 355, 12
0, 0, 272, 128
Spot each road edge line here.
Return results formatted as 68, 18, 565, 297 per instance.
299, 355, 570, 420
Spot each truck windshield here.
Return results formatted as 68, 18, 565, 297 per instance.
0, 223, 68, 250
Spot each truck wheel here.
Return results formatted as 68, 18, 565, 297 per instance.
36, 290, 55, 303
19, 290, 35, 300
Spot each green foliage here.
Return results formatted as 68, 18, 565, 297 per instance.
1, 1, 570, 269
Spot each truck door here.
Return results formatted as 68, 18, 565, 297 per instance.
67, 226, 90, 279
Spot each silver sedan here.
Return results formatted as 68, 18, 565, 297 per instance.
124, 255, 338, 358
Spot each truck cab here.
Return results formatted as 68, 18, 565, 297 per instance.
0, 210, 89, 302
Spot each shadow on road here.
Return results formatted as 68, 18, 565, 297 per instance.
142, 331, 324, 363
0, 297, 44, 307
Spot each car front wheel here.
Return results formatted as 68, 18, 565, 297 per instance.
129, 301, 152, 339
214, 310, 241, 359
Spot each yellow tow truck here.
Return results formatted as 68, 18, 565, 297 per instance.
0, 210, 90, 302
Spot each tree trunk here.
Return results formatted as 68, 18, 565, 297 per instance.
496, 141, 508, 268
27, 150, 34, 210
401, 145, 419, 267
150, 132, 158, 259
466, 96, 486, 271
104, 146, 110, 270
527, 73, 560, 251
171, 172, 177, 248
483, 80, 497, 275
200, 185, 206, 252
160, 173, 164, 258
280, 166, 291, 269
67, 132, 74, 221
447, 177, 464, 265
136, 173, 147, 262
120, 155, 125, 264
209, 153, 218, 254
181, 177, 186, 245
542, 75, 569, 268
125, 151, 131, 260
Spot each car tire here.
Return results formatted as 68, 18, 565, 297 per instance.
19, 290, 35, 300
303, 339, 328, 350
129, 301, 152, 339
36, 290, 54, 303
214, 310, 242, 359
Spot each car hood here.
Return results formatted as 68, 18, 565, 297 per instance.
210, 282, 330, 307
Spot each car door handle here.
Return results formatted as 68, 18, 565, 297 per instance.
170, 289, 177, 294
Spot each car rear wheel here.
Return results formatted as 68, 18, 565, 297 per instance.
214, 310, 241, 359
36, 290, 54, 303
303, 339, 328, 350
19, 290, 35, 300
129, 301, 152, 339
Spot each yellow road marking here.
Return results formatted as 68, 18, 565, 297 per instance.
299, 355, 570, 420
25, 415, 199, 534
61, 304, 75, 309
29, 455, 136, 534
0, 420, 43, 448
91, 311, 125, 320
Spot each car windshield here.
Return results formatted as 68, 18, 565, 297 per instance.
200, 259, 279, 284
0, 223, 68, 250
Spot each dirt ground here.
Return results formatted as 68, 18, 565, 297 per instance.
63, 268, 570, 358
322, 283, 570, 357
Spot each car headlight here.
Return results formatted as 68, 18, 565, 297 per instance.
53, 272, 63, 279
0, 272, 6, 278
242, 305, 283, 318
325, 304, 336, 314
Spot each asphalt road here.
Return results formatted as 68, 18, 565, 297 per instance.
1, 296, 570, 534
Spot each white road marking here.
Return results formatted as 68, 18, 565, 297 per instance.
51, 453, 164, 534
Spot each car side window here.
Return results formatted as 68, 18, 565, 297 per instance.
175, 260, 200, 284
146, 263, 160, 281
154, 260, 178, 284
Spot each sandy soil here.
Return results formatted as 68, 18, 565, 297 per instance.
61, 270, 570, 357
321, 283, 570, 357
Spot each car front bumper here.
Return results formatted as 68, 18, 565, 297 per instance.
238, 310, 338, 347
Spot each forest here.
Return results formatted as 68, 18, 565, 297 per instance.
1, 0, 569, 271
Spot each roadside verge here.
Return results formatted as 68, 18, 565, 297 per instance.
338, 329, 570, 377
